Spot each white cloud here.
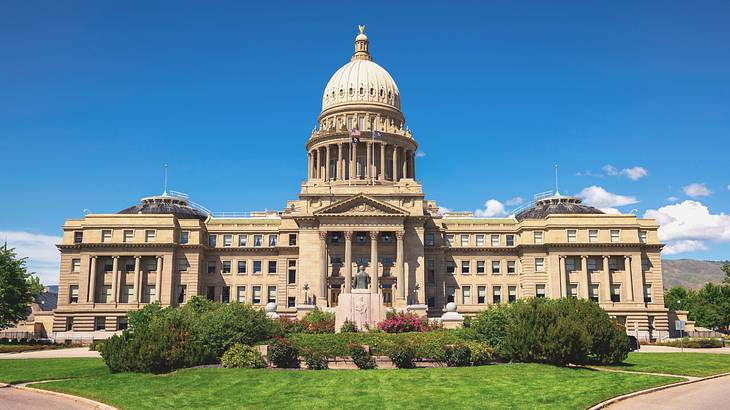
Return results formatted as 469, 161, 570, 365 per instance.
682, 183, 712, 197
643, 200, 730, 255
600, 207, 621, 215
1, 231, 62, 285
475, 199, 508, 217
667, 196, 679, 202
415, 151, 426, 158
437, 206, 451, 215
504, 197, 524, 207
602, 165, 648, 180
727, 184, 730, 191
577, 186, 638, 209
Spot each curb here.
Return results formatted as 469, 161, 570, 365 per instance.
1, 381, 117, 410
588, 371, 730, 409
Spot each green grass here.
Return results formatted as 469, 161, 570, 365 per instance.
27, 362, 679, 410
0, 358, 110, 384
603, 353, 730, 377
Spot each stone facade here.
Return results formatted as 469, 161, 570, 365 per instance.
52, 27, 669, 341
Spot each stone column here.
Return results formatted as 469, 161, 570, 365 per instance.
624, 256, 634, 302
632, 254, 645, 303
379, 143, 386, 180
396, 230, 405, 300
338, 143, 344, 180
155, 256, 163, 302
412, 150, 416, 179
308, 151, 313, 179
319, 231, 328, 302
133, 256, 141, 303
401, 149, 408, 179
369, 231, 379, 293
392, 146, 398, 180
88, 256, 97, 303
344, 231, 353, 293
365, 141, 372, 179
111, 256, 119, 303
320, 147, 326, 180
580, 256, 589, 299
601, 256, 611, 302
559, 256, 567, 297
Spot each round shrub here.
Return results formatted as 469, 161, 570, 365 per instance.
378, 312, 431, 333
303, 351, 329, 370
443, 343, 471, 367
268, 337, 300, 368
349, 344, 376, 369
340, 320, 358, 333
389, 343, 416, 368
191, 302, 275, 358
221, 343, 266, 368
303, 309, 335, 333
470, 304, 512, 355
465, 341, 494, 366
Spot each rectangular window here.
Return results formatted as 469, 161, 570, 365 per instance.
289, 233, 297, 246
644, 285, 652, 303
253, 286, 261, 304
476, 260, 485, 274
507, 260, 516, 274
99, 285, 112, 303
460, 234, 469, 247
267, 286, 277, 304
207, 261, 216, 274
356, 232, 367, 243
177, 258, 188, 272
222, 260, 231, 274
222, 286, 230, 303
491, 260, 501, 274
589, 229, 598, 243
569, 284, 578, 298
534, 231, 543, 244
492, 286, 502, 304
208, 234, 217, 247
144, 258, 157, 271
567, 229, 577, 243
506, 234, 515, 247
180, 231, 189, 244
123, 229, 134, 242
330, 232, 341, 244
73, 231, 83, 244
206, 286, 215, 301
268, 260, 277, 274
565, 257, 576, 272
611, 285, 621, 302
122, 286, 134, 303
288, 260, 297, 284
223, 234, 232, 247
144, 286, 156, 303
426, 260, 435, 284
269, 235, 278, 247
446, 234, 454, 247
288, 296, 296, 308
535, 258, 545, 272
381, 233, 393, 243
587, 257, 598, 271
117, 317, 128, 331
71, 258, 81, 273
253, 260, 262, 274
254, 235, 263, 247
425, 233, 435, 246
66, 317, 74, 331
477, 286, 486, 304
536, 284, 546, 298
610, 230, 620, 243
239, 234, 248, 247
236, 260, 246, 274
639, 230, 647, 243
461, 260, 470, 274
589, 285, 599, 302
462, 286, 471, 304
69, 285, 79, 303
446, 286, 455, 304
101, 229, 112, 242
642, 258, 650, 272
508, 286, 517, 303
145, 229, 156, 243
124, 261, 135, 272
177, 285, 186, 304
491, 234, 500, 247
476, 234, 485, 247
608, 257, 619, 271
446, 261, 455, 274
94, 317, 106, 331
103, 260, 113, 272
237, 286, 247, 303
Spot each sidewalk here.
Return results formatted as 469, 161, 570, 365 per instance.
636, 345, 730, 354
0, 348, 101, 360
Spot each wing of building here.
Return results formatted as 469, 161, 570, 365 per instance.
52, 27, 669, 341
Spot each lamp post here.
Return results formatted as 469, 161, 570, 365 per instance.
303, 283, 310, 305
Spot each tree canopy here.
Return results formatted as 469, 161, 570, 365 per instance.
0, 246, 44, 329
664, 270, 730, 330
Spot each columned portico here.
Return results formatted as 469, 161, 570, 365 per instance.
369, 231, 379, 293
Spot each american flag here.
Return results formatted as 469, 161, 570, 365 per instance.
350, 128, 361, 143
373, 130, 383, 138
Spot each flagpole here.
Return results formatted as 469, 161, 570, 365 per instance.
371, 117, 375, 186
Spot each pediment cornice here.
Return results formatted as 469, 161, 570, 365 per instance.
314, 194, 409, 217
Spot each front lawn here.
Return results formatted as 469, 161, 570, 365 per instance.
0, 344, 67, 354
603, 352, 730, 377
29, 361, 678, 409
0, 358, 110, 384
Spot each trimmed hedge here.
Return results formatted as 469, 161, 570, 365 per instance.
221, 343, 266, 368
657, 338, 724, 348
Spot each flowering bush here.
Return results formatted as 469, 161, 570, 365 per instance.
377, 312, 431, 333
303, 309, 336, 333
267, 337, 300, 368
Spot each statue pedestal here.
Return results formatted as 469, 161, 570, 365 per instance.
335, 289, 385, 332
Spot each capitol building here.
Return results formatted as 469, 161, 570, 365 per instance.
52, 27, 669, 340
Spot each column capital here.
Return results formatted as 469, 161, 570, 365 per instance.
344, 231, 354, 240
581, 255, 588, 260
369, 231, 379, 241
624, 255, 631, 261
319, 231, 328, 240
395, 230, 405, 240
135, 255, 142, 259
113, 255, 120, 259
603, 255, 610, 260
559, 255, 566, 260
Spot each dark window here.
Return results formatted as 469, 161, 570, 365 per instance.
427, 270, 435, 284
506, 235, 515, 246
288, 261, 296, 284
427, 296, 435, 308
65, 317, 74, 331
222, 286, 230, 303
330, 233, 341, 243
356, 232, 367, 243
237, 261, 246, 274
208, 235, 217, 247
206, 286, 215, 301
73, 231, 83, 244
287, 296, 296, 308
103, 262, 113, 272
180, 231, 189, 244
117, 317, 128, 331
94, 317, 106, 331
268, 261, 277, 274
125, 263, 135, 272
222, 261, 231, 274
253, 260, 262, 273
446, 262, 455, 274
207, 262, 216, 274
289, 233, 297, 246
611, 294, 621, 303
177, 285, 186, 304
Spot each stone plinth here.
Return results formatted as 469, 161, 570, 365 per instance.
406, 304, 428, 318
440, 302, 464, 329
295, 304, 316, 320
335, 289, 386, 332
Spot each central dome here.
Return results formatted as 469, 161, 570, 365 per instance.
321, 27, 401, 114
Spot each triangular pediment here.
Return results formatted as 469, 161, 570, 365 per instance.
314, 194, 408, 217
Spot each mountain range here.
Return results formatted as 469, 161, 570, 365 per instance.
661, 259, 728, 289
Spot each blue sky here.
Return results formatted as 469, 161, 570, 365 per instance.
1, 1, 729, 283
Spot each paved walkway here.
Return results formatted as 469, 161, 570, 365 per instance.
635, 345, 730, 354
608, 374, 730, 409
0, 385, 97, 410
0, 347, 101, 360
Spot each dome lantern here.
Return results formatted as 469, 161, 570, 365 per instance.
352, 25, 372, 61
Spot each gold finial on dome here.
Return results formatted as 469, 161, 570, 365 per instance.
351, 24, 372, 61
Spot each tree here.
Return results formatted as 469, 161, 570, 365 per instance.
0, 246, 44, 330
664, 286, 694, 311
723, 263, 730, 285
